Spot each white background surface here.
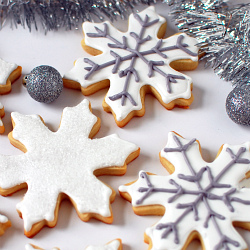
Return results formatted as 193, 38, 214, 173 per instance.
0, 2, 250, 250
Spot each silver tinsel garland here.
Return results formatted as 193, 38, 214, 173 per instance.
167, 0, 250, 125
0, 0, 155, 31
167, 0, 250, 87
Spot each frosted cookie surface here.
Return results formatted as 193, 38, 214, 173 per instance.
64, 7, 199, 127
0, 99, 139, 237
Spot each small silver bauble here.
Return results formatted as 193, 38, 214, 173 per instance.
226, 85, 250, 126
23, 65, 63, 103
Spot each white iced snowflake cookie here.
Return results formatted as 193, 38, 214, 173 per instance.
0, 102, 4, 133
0, 57, 22, 94
85, 239, 122, 250
119, 132, 250, 250
0, 214, 11, 236
0, 99, 139, 237
0, 58, 22, 133
63, 7, 199, 127
25, 239, 122, 250
25, 244, 60, 250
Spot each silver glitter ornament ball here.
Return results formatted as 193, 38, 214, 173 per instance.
226, 85, 250, 126
24, 65, 63, 103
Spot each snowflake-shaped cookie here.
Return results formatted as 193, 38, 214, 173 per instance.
25, 244, 59, 250
85, 239, 122, 250
0, 57, 22, 133
0, 57, 22, 94
25, 239, 122, 250
0, 214, 11, 236
0, 103, 4, 133
119, 132, 250, 250
64, 7, 199, 127
0, 99, 139, 237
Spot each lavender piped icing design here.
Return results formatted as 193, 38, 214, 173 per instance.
64, 7, 199, 122
119, 132, 250, 250
85, 15, 196, 105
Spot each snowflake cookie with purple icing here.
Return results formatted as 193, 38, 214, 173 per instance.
119, 132, 250, 250
63, 7, 199, 127
0, 99, 139, 237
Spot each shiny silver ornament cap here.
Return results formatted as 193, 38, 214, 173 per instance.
23, 65, 63, 103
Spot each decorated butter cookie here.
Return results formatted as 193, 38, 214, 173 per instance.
119, 132, 250, 250
25, 239, 122, 250
0, 58, 22, 132
0, 58, 22, 94
0, 103, 4, 133
85, 239, 122, 250
0, 214, 11, 236
0, 99, 139, 237
64, 7, 199, 127
25, 244, 60, 250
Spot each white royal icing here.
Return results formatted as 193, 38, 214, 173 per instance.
0, 99, 138, 233
85, 239, 121, 250
24, 239, 120, 250
0, 102, 3, 127
25, 244, 59, 250
64, 7, 199, 122
119, 132, 250, 250
0, 58, 18, 85
0, 214, 8, 224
